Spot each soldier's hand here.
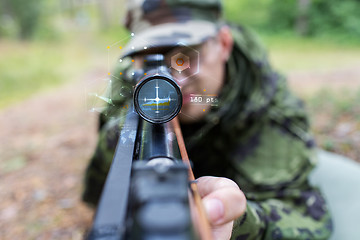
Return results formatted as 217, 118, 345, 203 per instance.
197, 176, 246, 240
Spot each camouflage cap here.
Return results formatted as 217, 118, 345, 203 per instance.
122, 0, 223, 56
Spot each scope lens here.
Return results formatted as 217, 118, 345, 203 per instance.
134, 76, 182, 123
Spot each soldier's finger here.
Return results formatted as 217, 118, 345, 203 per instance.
196, 176, 240, 198
196, 176, 246, 226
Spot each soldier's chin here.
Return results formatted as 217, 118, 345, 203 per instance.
178, 105, 206, 124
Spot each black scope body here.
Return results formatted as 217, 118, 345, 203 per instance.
133, 54, 182, 124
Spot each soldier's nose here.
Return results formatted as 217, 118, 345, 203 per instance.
171, 70, 192, 87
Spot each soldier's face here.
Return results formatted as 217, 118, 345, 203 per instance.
170, 27, 234, 123
134, 26, 233, 123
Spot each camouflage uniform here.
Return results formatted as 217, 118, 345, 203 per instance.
83, 0, 333, 239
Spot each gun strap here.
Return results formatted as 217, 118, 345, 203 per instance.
172, 117, 213, 240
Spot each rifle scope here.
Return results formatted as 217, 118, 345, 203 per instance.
133, 54, 182, 124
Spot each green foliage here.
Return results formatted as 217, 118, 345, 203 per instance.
223, 0, 269, 29
0, 42, 62, 108
0, 40, 94, 108
224, 0, 360, 42
32, 0, 63, 41
261, 32, 360, 73
1, 0, 44, 40
0, 15, 17, 38
266, 0, 297, 32
309, 0, 360, 36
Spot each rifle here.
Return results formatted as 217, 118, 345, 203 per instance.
87, 54, 212, 240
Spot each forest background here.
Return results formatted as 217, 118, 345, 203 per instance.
0, 0, 359, 239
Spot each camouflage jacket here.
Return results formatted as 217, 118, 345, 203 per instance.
83, 25, 333, 240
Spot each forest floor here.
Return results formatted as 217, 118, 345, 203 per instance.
0, 70, 100, 240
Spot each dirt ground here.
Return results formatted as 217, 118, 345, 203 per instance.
0, 66, 359, 239
287, 65, 360, 96
289, 65, 360, 163
0, 74, 99, 239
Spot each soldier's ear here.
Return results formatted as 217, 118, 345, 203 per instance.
217, 25, 233, 62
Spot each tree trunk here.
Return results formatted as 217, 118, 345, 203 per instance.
98, 0, 111, 30
295, 0, 310, 36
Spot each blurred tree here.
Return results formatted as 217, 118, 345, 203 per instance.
1, 0, 43, 40
309, 0, 360, 37
0, 1, 3, 37
98, 0, 111, 30
224, 0, 270, 29
266, 0, 297, 32
97, 0, 126, 30
295, 0, 310, 36
263, 0, 360, 38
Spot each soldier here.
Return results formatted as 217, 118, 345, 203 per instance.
83, 0, 333, 239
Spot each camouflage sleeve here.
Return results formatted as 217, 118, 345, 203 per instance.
228, 119, 332, 239
231, 186, 333, 240
226, 112, 332, 239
